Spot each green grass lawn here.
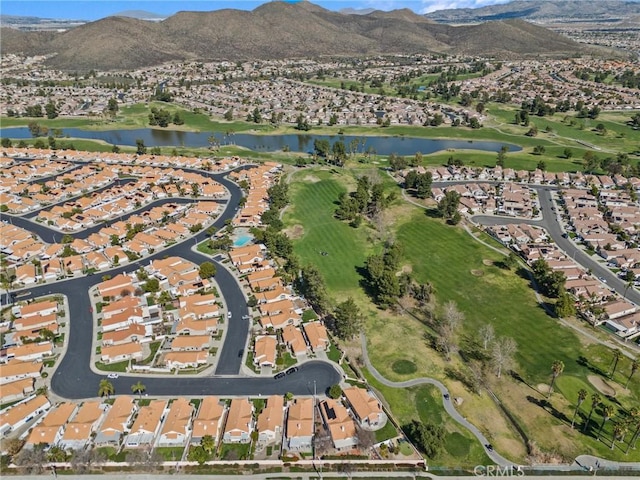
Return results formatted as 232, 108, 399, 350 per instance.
155, 446, 185, 461
95, 360, 128, 372
374, 420, 399, 443
283, 169, 375, 297
396, 210, 585, 384
219, 442, 251, 460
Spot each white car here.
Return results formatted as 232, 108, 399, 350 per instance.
227, 311, 232, 318
107, 373, 119, 379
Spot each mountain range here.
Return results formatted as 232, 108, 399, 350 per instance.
425, 0, 640, 23
0, 1, 598, 72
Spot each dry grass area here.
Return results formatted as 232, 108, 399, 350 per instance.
282, 224, 304, 240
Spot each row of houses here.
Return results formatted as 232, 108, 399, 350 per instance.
487, 222, 639, 339
2, 385, 386, 455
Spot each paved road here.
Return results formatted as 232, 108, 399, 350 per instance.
3, 167, 342, 399
471, 185, 640, 306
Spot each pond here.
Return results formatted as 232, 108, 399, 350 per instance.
0, 127, 522, 156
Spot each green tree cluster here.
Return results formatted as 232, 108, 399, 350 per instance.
402, 420, 445, 458
437, 191, 461, 224
404, 170, 433, 199
531, 259, 566, 298
365, 243, 402, 307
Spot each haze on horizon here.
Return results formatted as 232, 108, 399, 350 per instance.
0, 0, 599, 21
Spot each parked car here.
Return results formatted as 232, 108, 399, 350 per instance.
274, 372, 286, 380
107, 373, 119, 379
286, 366, 299, 375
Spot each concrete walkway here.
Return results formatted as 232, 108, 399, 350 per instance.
358, 333, 516, 467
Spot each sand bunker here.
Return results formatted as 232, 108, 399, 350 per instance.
471, 269, 485, 277
303, 175, 321, 183
588, 375, 616, 397
537, 384, 552, 395
482, 259, 494, 266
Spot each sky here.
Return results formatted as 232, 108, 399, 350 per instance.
1, 0, 520, 20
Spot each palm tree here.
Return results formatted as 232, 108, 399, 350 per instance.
548, 360, 564, 398
611, 423, 627, 450
98, 379, 114, 399
625, 359, 638, 389
609, 349, 622, 379
583, 393, 601, 433
131, 381, 145, 400
571, 389, 588, 429
627, 407, 640, 454
201, 434, 215, 454
597, 405, 615, 441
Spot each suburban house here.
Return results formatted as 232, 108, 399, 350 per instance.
342, 387, 386, 430
253, 335, 277, 368
256, 395, 284, 445
0, 378, 35, 404
24, 402, 77, 448
281, 325, 307, 357
97, 273, 135, 298
58, 401, 105, 450
303, 322, 330, 352
0, 395, 51, 437
286, 398, 314, 451
171, 334, 211, 352
100, 342, 144, 364
125, 400, 167, 447
319, 398, 358, 450
222, 398, 254, 444
164, 351, 209, 370
0, 359, 43, 385
191, 396, 225, 445
94, 396, 137, 445
157, 397, 194, 446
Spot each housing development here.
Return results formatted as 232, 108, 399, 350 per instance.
0, 1, 639, 478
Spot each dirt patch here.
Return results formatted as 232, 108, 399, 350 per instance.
471, 269, 485, 277
283, 224, 304, 240
587, 375, 616, 397
536, 384, 551, 395
483, 259, 494, 266
303, 175, 321, 183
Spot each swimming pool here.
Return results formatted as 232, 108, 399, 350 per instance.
233, 234, 253, 247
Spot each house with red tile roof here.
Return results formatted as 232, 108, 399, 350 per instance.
256, 395, 284, 445
222, 398, 254, 444
191, 396, 225, 444
157, 397, 194, 446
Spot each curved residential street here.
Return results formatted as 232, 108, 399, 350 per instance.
471, 185, 640, 306
2, 167, 342, 399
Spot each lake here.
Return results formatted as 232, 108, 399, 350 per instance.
0, 127, 522, 156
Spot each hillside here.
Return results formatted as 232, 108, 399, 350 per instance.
0, 1, 591, 71
425, 0, 640, 24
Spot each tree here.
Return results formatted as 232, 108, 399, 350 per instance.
491, 336, 517, 378
437, 190, 460, 223
297, 265, 330, 315
201, 434, 215, 453
583, 393, 601, 432
597, 405, 615, 441
503, 252, 519, 270
1, 137, 12, 148
555, 292, 576, 318
609, 349, 622, 379
188, 445, 208, 464
436, 301, 464, 361
131, 381, 145, 399
329, 384, 343, 399
135, 138, 147, 155
564, 148, 573, 160
402, 420, 445, 458
107, 97, 119, 115
479, 324, 495, 351
13, 444, 47, 473
626, 359, 638, 388
548, 360, 564, 398
627, 407, 640, 453
98, 379, 115, 398
332, 297, 363, 340
611, 423, 626, 450
199, 261, 217, 279
571, 388, 588, 428
44, 101, 58, 119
